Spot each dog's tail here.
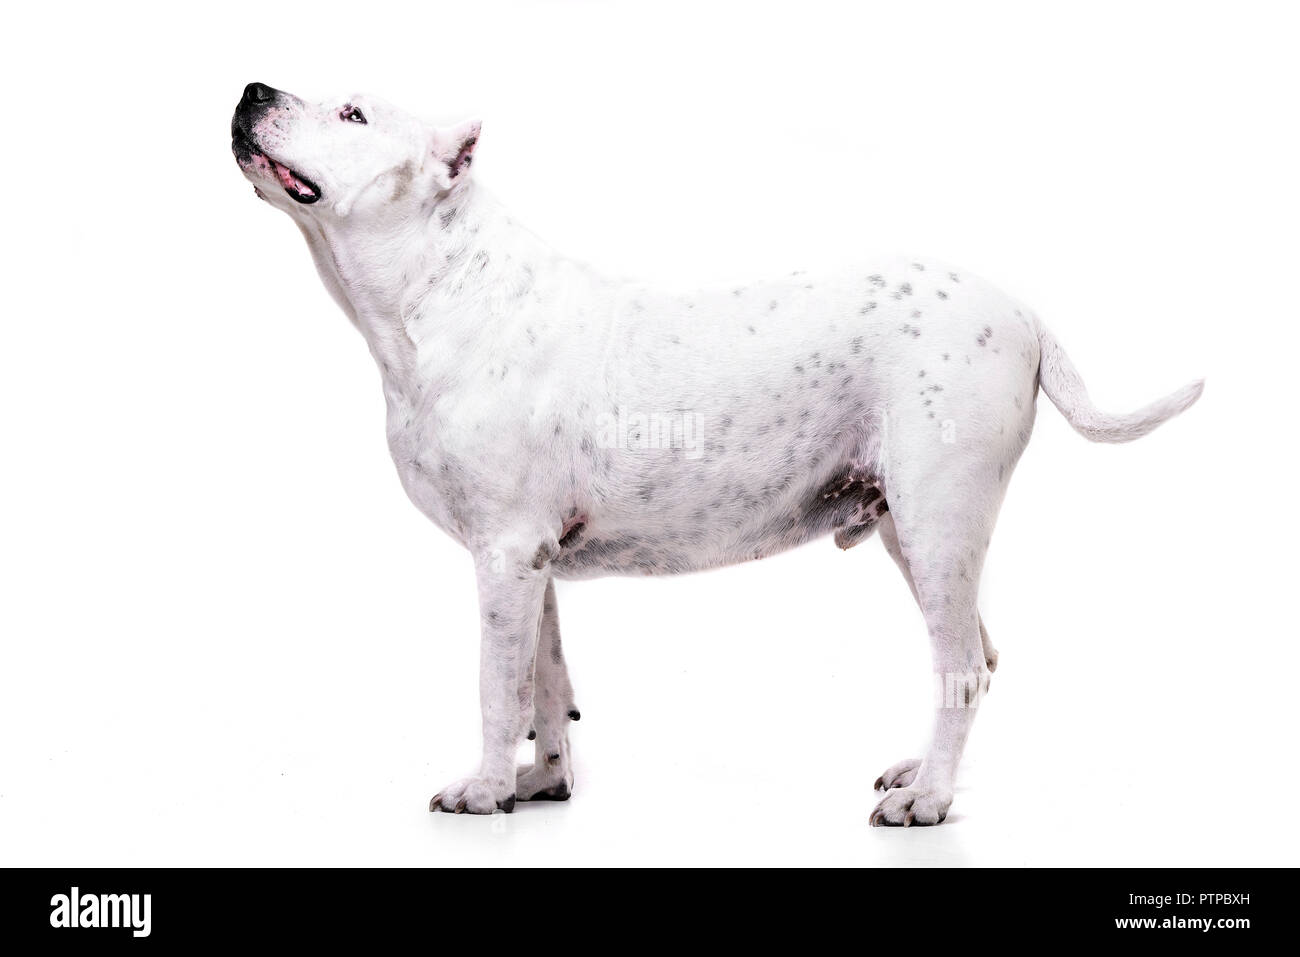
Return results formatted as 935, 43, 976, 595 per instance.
1035, 317, 1203, 443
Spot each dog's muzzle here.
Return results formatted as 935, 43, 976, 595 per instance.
231, 82, 321, 205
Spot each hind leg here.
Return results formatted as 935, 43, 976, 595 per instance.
516, 580, 578, 801
872, 513, 1000, 794
880, 513, 998, 674
868, 448, 1011, 826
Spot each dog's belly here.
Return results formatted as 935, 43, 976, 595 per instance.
549, 463, 889, 579
550, 390, 891, 578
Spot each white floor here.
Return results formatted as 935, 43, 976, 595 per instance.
3, 478, 1291, 866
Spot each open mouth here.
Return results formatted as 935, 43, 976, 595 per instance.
231, 125, 321, 205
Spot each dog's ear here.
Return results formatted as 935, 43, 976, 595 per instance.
430, 119, 481, 191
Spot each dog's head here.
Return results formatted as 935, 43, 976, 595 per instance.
230, 83, 479, 220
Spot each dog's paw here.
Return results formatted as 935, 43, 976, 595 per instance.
873, 757, 922, 792
515, 760, 573, 802
869, 784, 953, 827
429, 776, 516, 814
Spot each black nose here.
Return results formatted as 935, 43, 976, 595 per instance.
242, 82, 276, 105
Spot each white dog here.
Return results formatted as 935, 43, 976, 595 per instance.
231, 83, 1202, 825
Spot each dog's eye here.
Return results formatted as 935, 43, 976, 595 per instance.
340, 106, 367, 124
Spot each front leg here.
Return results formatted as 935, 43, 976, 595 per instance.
517, 580, 578, 801
430, 539, 549, 814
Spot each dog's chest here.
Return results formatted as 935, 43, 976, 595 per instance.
383, 389, 521, 544
385, 407, 463, 541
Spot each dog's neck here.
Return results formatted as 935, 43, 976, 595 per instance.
295, 182, 550, 407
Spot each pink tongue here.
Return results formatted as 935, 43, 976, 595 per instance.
272, 160, 315, 197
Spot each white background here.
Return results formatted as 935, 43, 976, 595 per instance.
2, 1, 1297, 866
